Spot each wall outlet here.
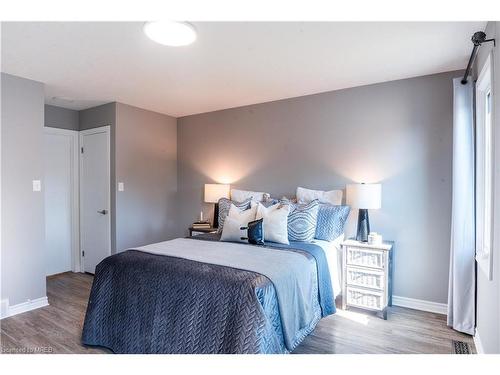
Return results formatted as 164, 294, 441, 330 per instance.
32, 180, 41, 192
118, 182, 124, 192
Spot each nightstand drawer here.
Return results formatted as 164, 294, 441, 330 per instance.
346, 247, 385, 269
346, 266, 385, 290
346, 286, 384, 311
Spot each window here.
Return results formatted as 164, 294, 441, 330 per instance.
475, 53, 494, 280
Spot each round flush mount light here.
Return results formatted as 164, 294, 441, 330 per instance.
143, 21, 197, 46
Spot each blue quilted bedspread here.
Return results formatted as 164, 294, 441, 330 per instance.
81, 234, 335, 354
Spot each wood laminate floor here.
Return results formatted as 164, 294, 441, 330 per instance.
0, 272, 475, 354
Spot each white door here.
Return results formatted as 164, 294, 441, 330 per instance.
80, 126, 111, 274
44, 128, 79, 275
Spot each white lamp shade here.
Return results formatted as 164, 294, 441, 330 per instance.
346, 183, 381, 209
204, 184, 230, 203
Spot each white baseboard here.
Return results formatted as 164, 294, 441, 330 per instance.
0, 296, 49, 319
392, 295, 448, 315
474, 328, 484, 354
0, 299, 8, 319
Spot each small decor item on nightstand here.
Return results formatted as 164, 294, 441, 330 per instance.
192, 220, 211, 229
368, 232, 383, 245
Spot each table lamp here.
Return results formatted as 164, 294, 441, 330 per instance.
204, 183, 230, 228
346, 183, 382, 242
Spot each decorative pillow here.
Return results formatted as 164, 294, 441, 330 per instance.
230, 189, 268, 202
228, 202, 257, 224
286, 199, 320, 242
260, 198, 280, 207
246, 218, 264, 245
217, 197, 252, 233
281, 196, 297, 203
220, 216, 247, 243
315, 204, 351, 241
220, 203, 258, 243
256, 203, 290, 245
296, 186, 343, 205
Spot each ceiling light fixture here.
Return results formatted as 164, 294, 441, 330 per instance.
143, 21, 197, 47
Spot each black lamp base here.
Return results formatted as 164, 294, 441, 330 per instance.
213, 203, 219, 229
356, 209, 370, 242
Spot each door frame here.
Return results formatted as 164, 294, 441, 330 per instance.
79, 126, 111, 273
43, 127, 81, 273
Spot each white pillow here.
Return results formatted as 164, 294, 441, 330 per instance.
296, 186, 343, 205
228, 202, 258, 223
256, 203, 290, 245
220, 203, 258, 243
231, 188, 267, 202
220, 216, 247, 243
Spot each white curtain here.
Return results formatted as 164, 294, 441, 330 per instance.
447, 77, 475, 335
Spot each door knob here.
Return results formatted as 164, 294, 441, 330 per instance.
97, 210, 108, 215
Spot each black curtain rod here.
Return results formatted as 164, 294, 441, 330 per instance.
461, 31, 495, 85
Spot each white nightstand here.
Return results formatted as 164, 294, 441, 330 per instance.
341, 239, 394, 320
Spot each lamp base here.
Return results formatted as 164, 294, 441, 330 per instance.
213, 203, 219, 229
356, 209, 370, 242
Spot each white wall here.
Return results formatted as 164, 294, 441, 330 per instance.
1, 73, 46, 310
474, 21, 500, 354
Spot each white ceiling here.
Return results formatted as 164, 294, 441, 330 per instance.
1, 22, 486, 117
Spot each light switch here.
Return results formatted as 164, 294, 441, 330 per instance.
118, 182, 125, 192
32, 180, 41, 192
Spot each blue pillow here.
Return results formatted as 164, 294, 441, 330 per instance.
246, 218, 264, 245
285, 199, 320, 242
315, 204, 351, 241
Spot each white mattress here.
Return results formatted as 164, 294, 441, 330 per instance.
311, 234, 344, 299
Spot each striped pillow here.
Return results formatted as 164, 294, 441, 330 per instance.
285, 199, 320, 242
217, 197, 252, 233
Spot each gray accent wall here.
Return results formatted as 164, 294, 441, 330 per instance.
475, 21, 500, 354
178, 70, 460, 305
1, 73, 46, 306
115, 103, 178, 251
79, 102, 116, 131
44, 104, 79, 130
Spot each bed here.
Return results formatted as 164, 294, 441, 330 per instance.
81, 233, 341, 354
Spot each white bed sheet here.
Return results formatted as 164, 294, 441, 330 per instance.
311, 234, 344, 299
